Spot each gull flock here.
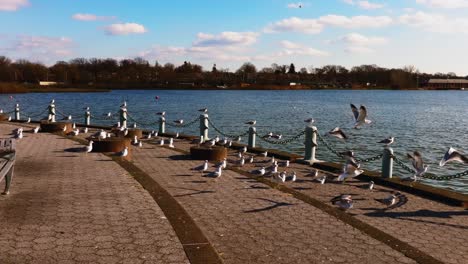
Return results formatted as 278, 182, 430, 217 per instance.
6, 104, 467, 212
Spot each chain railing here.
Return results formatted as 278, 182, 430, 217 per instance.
22, 107, 49, 119
127, 113, 158, 127
393, 155, 468, 181
207, 118, 249, 138
166, 116, 200, 128
315, 131, 344, 158
256, 130, 305, 145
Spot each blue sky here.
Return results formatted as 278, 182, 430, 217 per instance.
1, 0, 468, 75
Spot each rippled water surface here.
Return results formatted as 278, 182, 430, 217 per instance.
1, 90, 467, 193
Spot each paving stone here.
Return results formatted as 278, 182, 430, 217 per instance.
0, 124, 189, 264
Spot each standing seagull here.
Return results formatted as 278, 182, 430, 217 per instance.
328, 127, 347, 140
245, 120, 256, 126
367, 181, 374, 190
192, 160, 209, 173
174, 119, 184, 125
439, 147, 468, 166
198, 108, 208, 113
331, 194, 353, 210
117, 146, 128, 157
351, 104, 371, 128
407, 151, 429, 180
376, 192, 400, 207
378, 137, 394, 146
85, 141, 93, 153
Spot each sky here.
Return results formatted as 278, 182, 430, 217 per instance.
1, 0, 468, 75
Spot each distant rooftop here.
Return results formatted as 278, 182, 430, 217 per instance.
428, 79, 468, 84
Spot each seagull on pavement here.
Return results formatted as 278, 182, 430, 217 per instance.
367, 181, 374, 190
192, 160, 209, 173
331, 194, 353, 210
376, 192, 401, 207
85, 141, 93, 153
117, 146, 128, 157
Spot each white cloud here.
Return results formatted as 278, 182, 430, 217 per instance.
264, 17, 323, 34
0, 0, 29, 11
104, 23, 147, 35
342, 0, 384, 10
335, 33, 387, 54
318, 15, 392, 28
416, 0, 468, 9
0, 35, 74, 63
287, 2, 304, 9
340, 33, 387, 45
344, 46, 375, 54
279, 40, 329, 56
193, 32, 258, 47
72, 13, 116, 21
265, 15, 391, 34
400, 11, 468, 34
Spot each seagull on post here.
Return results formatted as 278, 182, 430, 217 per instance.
245, 120, 256, 126
439, 147, 468, 166
198, 108, 208, 113
378, 137, 394, 146
304, 118, 315, 124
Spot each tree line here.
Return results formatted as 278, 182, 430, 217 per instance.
0, 55, 464, 89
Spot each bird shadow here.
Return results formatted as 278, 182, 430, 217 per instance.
243, 198, 295, 213
169, 155, 191, 160
186, 180, 208, 184
236, 185, 270, 191
56, 155, 79, 158
293, 187, 312, 190
63, 147, 85, 153
171, 187, 215, 197
174, 174, 193, 177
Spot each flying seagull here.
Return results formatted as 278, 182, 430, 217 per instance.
328, 127, 347, 140
338, 162, 364, 182
407, 151, 429, 180
378, 137, 394, 146
439, 147, 468, 166
351, 104, 371, 128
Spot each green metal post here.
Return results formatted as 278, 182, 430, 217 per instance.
199, 114, 209, 140
382, 147, 394, 178
159, 116, 165, 134
304, 126, 317, 162
14, 104, 20, 121
248, 126, 256, 148
85, 107, 91, 126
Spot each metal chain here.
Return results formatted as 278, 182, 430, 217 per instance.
355, 154, 383, 163
206, 118, 249, 138
315, 131, 344, 158
22, 107, 49, 119
166, 116, 200, 128
394, 155, 468, 181
256, 130, 305, 145
127, 113, 158, 126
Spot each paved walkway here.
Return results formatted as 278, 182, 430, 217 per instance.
1, 123, 467, 264
0, 123, 189, 264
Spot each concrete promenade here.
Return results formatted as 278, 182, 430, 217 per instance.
1, 122, 467, 264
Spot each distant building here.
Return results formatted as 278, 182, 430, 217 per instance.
39, 81, 63, 86
427, 79, 468, 89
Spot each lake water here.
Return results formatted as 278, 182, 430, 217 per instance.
1, 89, 467, 194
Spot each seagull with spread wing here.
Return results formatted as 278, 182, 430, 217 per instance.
407, 151, 429, 181
439, 147, 468, 166
351, 104, 372, 128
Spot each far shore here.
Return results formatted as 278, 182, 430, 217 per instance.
0, 82, 462, 94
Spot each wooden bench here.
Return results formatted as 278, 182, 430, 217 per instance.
0, 139, 16, 195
